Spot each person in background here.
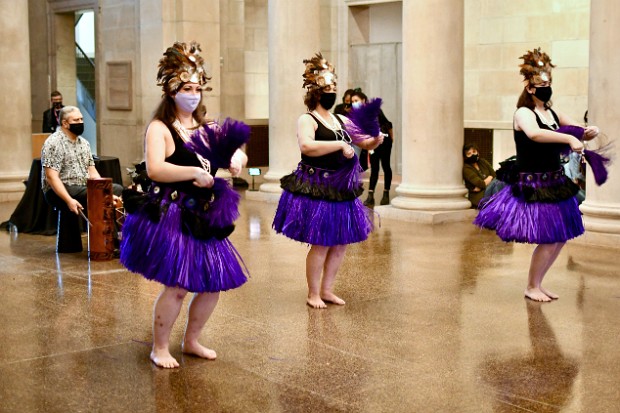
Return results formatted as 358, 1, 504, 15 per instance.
352, 90, 394, 206
42, 91, 64, 133
333, 88, 355, 117
462, 143, 496, 208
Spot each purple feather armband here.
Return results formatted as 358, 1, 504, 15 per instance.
346, 98, 383, 143
556, 125, 613, 186
185, 118, 251, 170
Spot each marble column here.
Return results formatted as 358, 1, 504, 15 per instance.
0, 0, 32, 201
376, 0, 473, 223
578, 1, 620, 246
254, 0, 320, 200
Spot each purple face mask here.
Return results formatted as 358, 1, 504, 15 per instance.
174, 92, 201, 113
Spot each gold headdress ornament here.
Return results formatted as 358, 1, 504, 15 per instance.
302, 53, 337, 91
157, 41, 212, 93
519, 47, 555, 85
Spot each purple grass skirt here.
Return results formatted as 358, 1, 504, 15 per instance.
120, 180, 248, 293
474, 169, 584, 244
272, 157, 373, 246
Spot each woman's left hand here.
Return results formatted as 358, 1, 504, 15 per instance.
584, 125, 600, 140
369, 133, 384, 150
229, 157, 242, 177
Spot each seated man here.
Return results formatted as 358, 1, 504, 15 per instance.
41, 106, 123, 214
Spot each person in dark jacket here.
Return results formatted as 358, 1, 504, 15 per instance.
462, 143, 496, 208
42, 91, 64, 133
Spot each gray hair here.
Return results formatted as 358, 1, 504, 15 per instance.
59, 106, 80, 123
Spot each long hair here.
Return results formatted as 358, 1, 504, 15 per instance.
304, 88, 323, 111
152, 90, 206, 134
516, 85, 553, 109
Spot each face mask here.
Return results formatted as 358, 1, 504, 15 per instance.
351, 101, 363, 110
465, 154, 479, 164
534, 86, 552, 103
345, 103, 352, 109
319, 93, 336, 110
67, 123, 84, 136
53, 102, 63, 109
174, 92, 201, 113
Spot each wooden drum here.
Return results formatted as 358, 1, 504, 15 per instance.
87, 178, 115, 261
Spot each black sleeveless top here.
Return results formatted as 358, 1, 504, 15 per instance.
514, 108, 563, 172
161, 127, 218, 196
301, 113, 348, 170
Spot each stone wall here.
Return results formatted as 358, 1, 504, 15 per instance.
464, 0, 591, 125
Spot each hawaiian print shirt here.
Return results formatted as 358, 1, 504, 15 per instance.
41, 130, 95, 193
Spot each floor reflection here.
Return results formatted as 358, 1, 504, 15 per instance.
480, 301, 579, 412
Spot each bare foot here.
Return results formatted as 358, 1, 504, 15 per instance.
540, 286, 559, 299
307, 294, 327, 309
524, 288, 552, 302
321, 292, 346, 306
150, 349, 180, 368
182, 340, 217, 360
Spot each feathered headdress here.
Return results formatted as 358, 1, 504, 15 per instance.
157, 41, 212, 93
519, 47, 555, 85
302, 53, 337, 91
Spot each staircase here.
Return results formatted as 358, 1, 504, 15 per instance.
75, 42, 96, 121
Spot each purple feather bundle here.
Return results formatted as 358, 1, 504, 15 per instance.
346, 97, 383, 143
556, 125, 613, 186
185, 118, 251, 169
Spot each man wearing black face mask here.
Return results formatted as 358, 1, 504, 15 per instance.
42, 91, 64, 133
41, 106, 123, 215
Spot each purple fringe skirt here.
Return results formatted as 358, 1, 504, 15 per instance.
272, 157, 373, 246
474, 169, 584, 244
120, 180, 248, 293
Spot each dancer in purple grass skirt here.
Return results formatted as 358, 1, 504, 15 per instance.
475, 48, 601, 302
120, 42, 249, 368
273, 53, 384, 309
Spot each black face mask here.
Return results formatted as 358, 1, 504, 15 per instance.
534, 86, 552, 103
67, 123, 85, 136
465, 154, 479, 164
319, 93, 337, 110
53, 102, 63, 109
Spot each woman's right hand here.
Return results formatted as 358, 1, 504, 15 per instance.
569, 136, 585, 153
341, 142, 355, 159
192, 167, 214, 188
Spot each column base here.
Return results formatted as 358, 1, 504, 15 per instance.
578, 202, 620, 247
374, 205, 477, 224
0, 178, 27, 202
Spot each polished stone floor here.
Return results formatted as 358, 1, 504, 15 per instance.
1, 194, 619, 413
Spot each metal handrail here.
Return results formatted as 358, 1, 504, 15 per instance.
75, 42, 95, 69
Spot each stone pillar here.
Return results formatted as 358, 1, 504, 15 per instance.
578, 1, 620, 246
0, 0, 32, 201
376, 0, 472, 223
256, 0, 320, 197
